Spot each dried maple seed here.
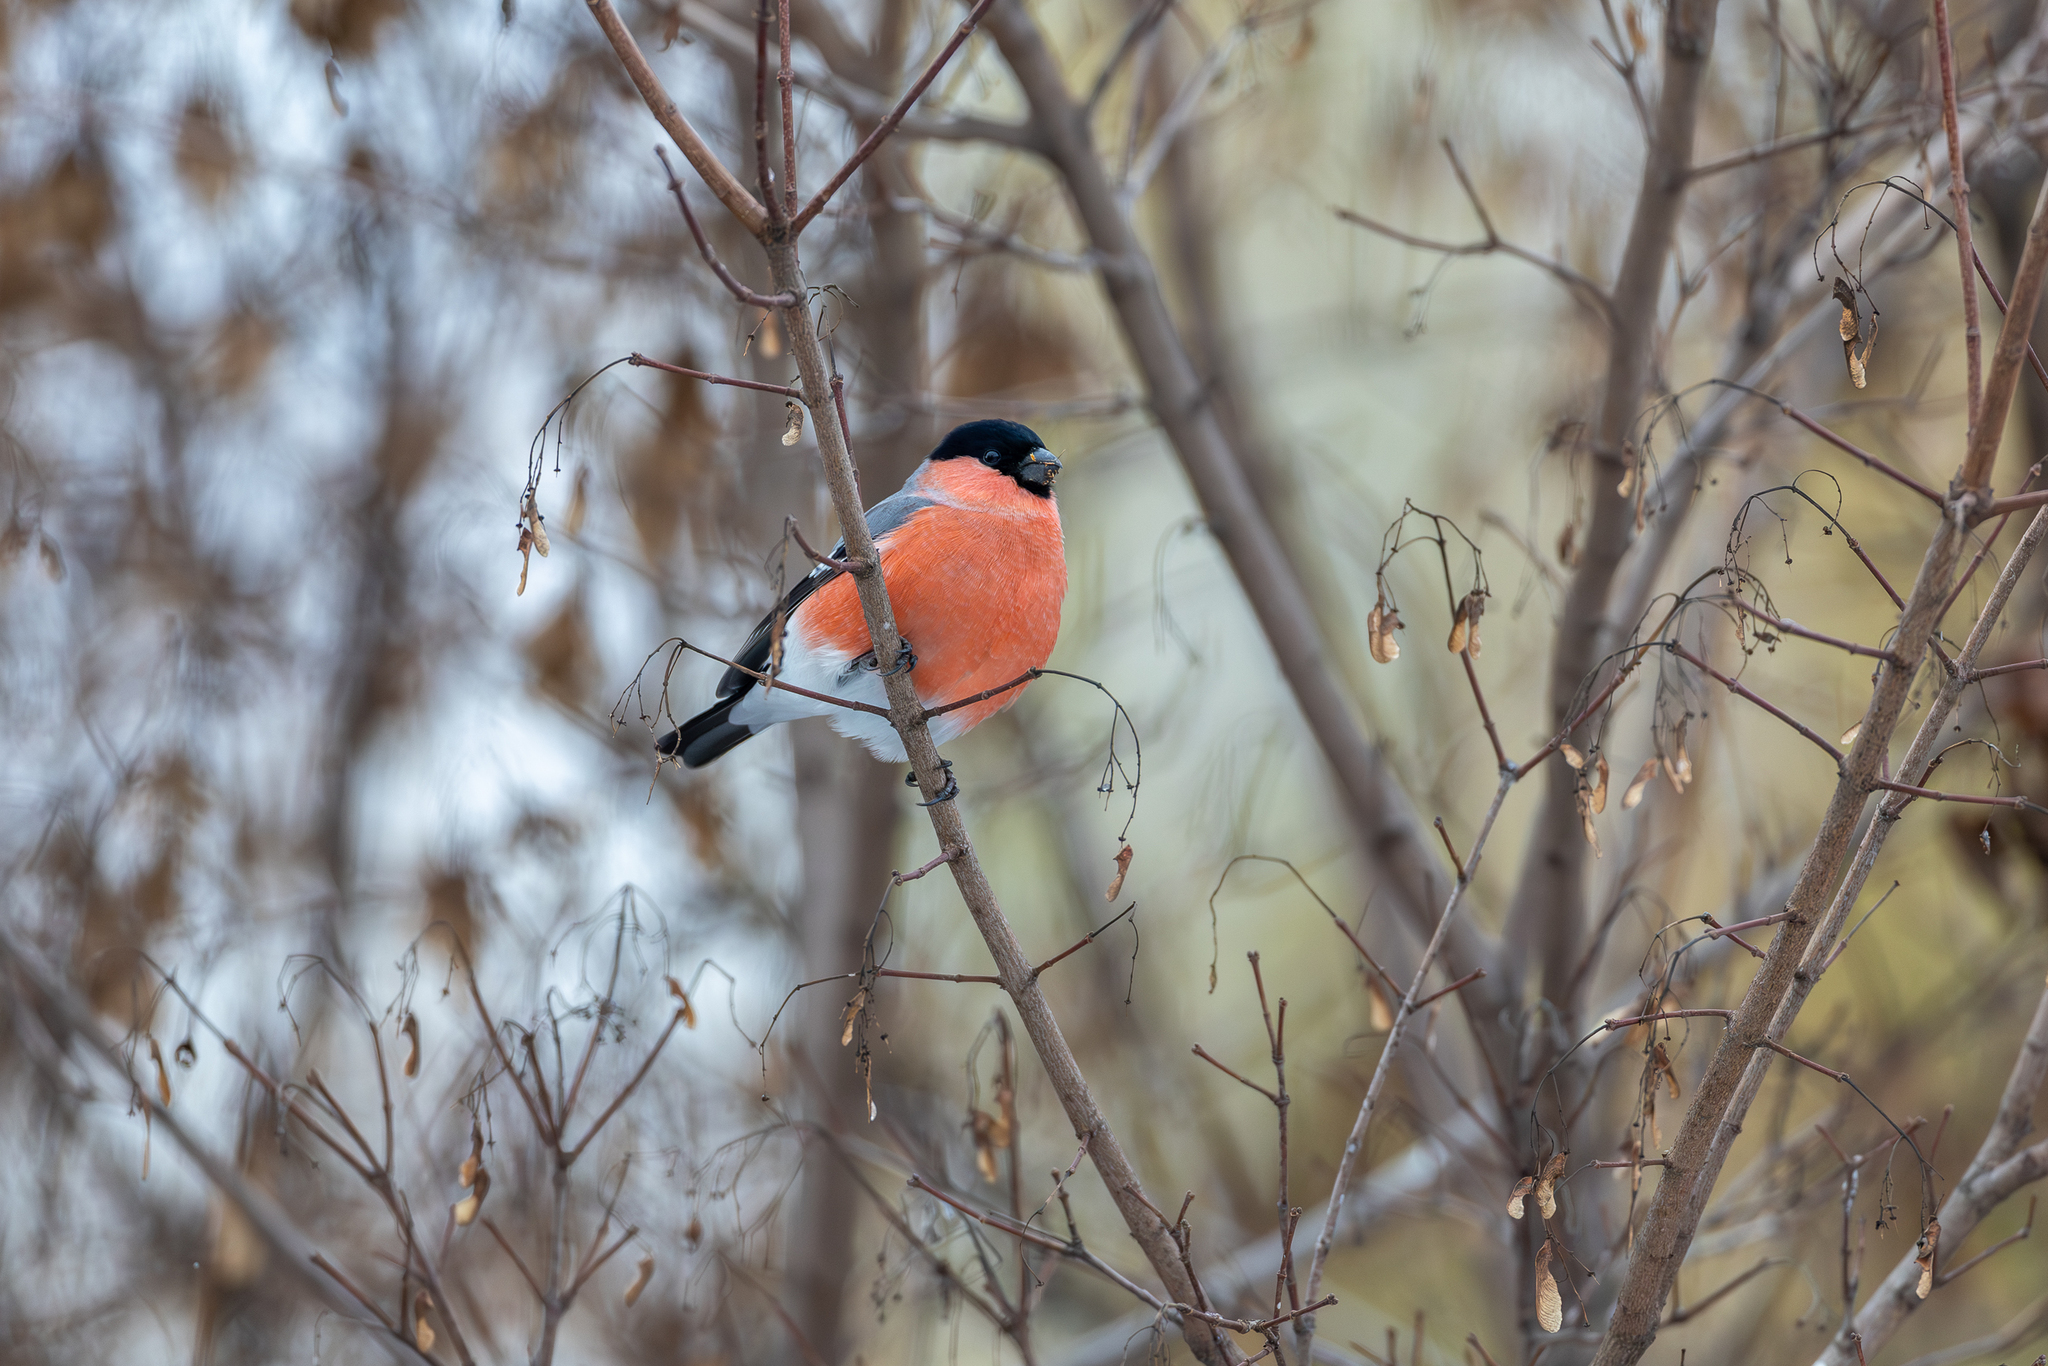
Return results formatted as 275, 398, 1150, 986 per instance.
1507, 1175, 1535, 1220
149, 1038, 172, 1106
1534, 1241, 1563, 1332
1535, 1152, 1567, 1219
1106, 845, 1134, 900
780, 401, 804, 446
400, 1013, 420, 1079
1560, 744, 1585, 770
1622, 758, 1657, 810
624, 1255, 655, 1307
667, 975, 697, 1028
453, 1165, 490, 1226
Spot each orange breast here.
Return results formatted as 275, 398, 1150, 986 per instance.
799, 490, 1066, 732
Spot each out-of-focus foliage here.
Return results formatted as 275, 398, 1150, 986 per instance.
3, 0, 2047, 1363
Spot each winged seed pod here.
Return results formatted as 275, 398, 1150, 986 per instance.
1534, 1241, 1563, 1333
1506, 1175, 1535, 1220
1840, 721, 1862, 748
414, 1292, 435, 1352
624, 1255, 655, 1307
1622, 758, 1657, 810
524, 490, 549, 558
1535, 1152, 1567, 1219
149, 1038, 172, 1106
1105, 845, 1134, 899
1367, 600, 1403, 663
780, 401, 804, 446
1463, 592, 1485, 657
453, 1165, 489, 1225
400, 1012, 420, 1078
1447, 597, 1469, 655
1560, 744, 1585, 770
667, 975, 697, 1028
1590, 754, 1610, 813
1915, 1219, 1941, 1298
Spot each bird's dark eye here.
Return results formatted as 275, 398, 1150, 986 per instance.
981, 450, 1002, 467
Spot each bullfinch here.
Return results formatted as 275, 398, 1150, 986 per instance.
657, 420, 1065, 782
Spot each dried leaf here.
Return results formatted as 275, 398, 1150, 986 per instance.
1536, 1152, 1567, 1220
1507, 1175, 1535, 1220
1561, 744, 1585, 770
1591, 754, 1610, 815
780, 400, 804, 447
625, 1254, 655, 1307
1623, 758, 1657, 810
667, 974, 698, 1028
1106, 845, 1134, 900
414, 1292, 435, 1352
400, 1012, 420, 1079
453, 1163, 490, 1225
1915, 1219, 1940, 1298
1535, 1241, 1564, 1333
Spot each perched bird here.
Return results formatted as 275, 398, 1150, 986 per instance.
658, 420, 1065, 787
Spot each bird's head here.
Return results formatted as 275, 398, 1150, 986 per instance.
929, 419, 1061, 497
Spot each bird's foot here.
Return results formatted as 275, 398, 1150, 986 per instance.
906, 759, 957, 806
880, 636, 917, 677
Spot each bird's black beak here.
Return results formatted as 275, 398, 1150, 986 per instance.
1018, 447, 1061, 489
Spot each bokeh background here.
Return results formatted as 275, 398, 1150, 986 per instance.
5, 0, 2048, 1363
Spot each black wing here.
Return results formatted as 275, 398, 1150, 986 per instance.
712, 487, 934, 698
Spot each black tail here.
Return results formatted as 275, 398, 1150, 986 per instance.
656, 696, 758, 768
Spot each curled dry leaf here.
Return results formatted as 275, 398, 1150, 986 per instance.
149, 1038, 172, 1106
453, 1164, 490, 1225
667, 974, 697, 1027
414, 1291, 435, 1352
1105, 844, 1134, 900
624, 1255, 655, 1307
1914, 1219, 1941, 1298
400, 1012, 420, 1079
1535, 1152, 1567, 1220
1507, 1175, 1535, 1220
780, 400, 805, 447
1590, 754, 1610, 815
1622, 758, 1657, 810
1534, 1241, 1564, 1333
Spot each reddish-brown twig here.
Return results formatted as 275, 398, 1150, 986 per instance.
790, 0, 1003, 233
1666, 644, 1845, 764
1410, 968, 1488, 1011
628, 352, 801, 399
1459, 649, 1510, 771
893, 846, 963, 884
1870, 779, 2047, 813
1726, 599, 1902, 662
654, 147, 799, 308
1934, 0, 1983, 438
